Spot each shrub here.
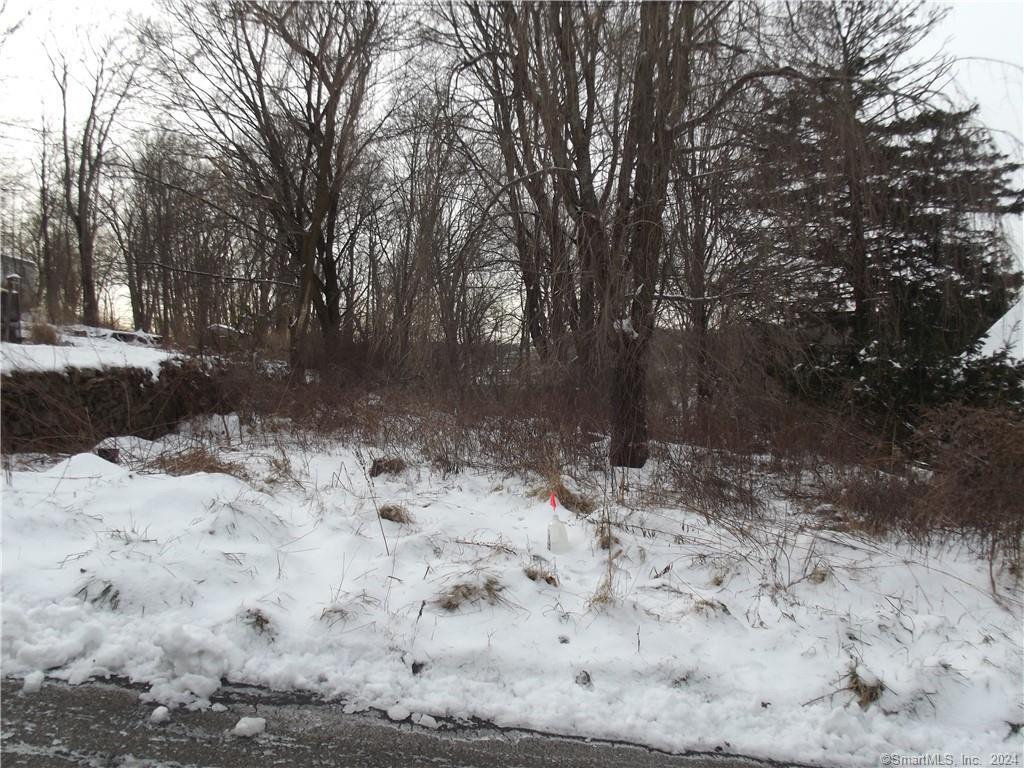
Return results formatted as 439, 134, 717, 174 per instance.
912, 405, 1024, 564
814, 466, 926, 536
369, 456, 406, 478
1, 359, 236, 454
29, 320, 60, 345
655, 444, 768, 521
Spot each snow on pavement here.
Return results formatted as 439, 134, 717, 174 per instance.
1, 427, 1020, 766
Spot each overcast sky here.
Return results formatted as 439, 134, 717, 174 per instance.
2, 1, 1020, 166
1, 0, 1021, 253
935, 1, 1023, 147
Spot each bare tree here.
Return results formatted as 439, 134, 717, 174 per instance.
149, 0, 389, 364
49, 36, 138, 327
366, 78, 507, 380
37, 124, 62, 323
441, 2, 790, 466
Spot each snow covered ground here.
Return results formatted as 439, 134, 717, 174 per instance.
1, 420, 1021, 766
1, 329, 175, 378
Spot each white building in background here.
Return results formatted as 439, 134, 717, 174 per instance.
980, 299, 1024, 362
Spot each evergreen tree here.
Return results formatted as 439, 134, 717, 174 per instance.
752, 0, 1023, 430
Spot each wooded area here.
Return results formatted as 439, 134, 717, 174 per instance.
3, 0, 1022, 466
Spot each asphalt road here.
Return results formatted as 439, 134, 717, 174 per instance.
0, 678, 798, 768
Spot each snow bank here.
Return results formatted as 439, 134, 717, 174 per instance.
1, 333, 175, 378
2, 434, 1020, 765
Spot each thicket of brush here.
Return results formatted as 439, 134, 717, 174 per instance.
2, 318, 1018, 568
216, 327, 1022, 569
0, 358, 236, 453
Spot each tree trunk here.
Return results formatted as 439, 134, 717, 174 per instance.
78, 225, 100, 327
607, 1, 690, 469
40, 186, 61, 324
609, 330, 650, 468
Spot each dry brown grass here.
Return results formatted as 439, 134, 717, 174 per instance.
29, 319, 60, 345
242, 607, 273, 637
379, 503, 413, 525
844, 663, 885, 710
434, 575, 505, 611
224, 366, 606, 482
588, 569, 617, 609
75, 579, 121, 610
594, 514, 619, 551
532, 478, 595, 516
693, 598, 731, 617
319, 605, 351, 626
417, 414, 469, 476
807, 564, 830, 584
524, 557, 559, 587
319, 590, 380, 627
148, 447, 248, 480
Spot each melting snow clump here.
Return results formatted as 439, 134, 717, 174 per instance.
232, 717, 266, 737
21, 671, 44, 693
387, 704, 411, 722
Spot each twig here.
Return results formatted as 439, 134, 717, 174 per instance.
355, 448, 389, 556
452, 538, 517, 556
139, 260, 298, 289
802, 688, 841, 707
